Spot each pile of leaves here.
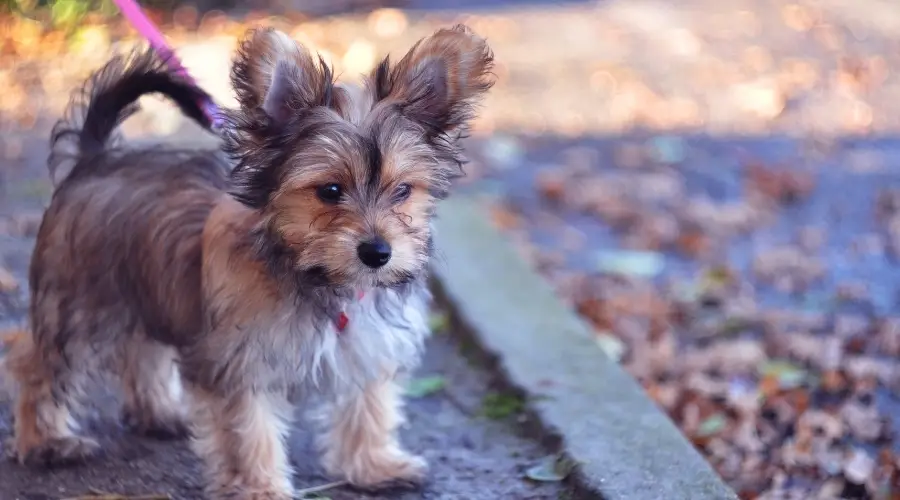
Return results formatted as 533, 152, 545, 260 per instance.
479, 134, 900, 499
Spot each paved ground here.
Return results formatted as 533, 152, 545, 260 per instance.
0, 333, 566, 500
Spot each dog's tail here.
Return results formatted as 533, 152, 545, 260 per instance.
48, 48, 215, 187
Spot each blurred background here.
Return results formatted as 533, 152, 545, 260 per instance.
2, 0, 900, 498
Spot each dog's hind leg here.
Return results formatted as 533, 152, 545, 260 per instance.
6, 331, 100, 467
120, 331, 188, 439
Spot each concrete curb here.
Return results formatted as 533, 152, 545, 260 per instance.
430, 195, 738, 500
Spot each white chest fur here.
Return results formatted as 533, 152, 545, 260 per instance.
306, 286, 431, 391
230, 284, 432, 397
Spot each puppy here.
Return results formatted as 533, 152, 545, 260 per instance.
5, 25, 493, 499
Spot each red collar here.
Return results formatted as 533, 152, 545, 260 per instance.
336, 290, 366, 332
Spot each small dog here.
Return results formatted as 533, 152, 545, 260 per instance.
5, 25, 493, 499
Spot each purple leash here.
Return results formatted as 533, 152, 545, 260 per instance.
111, 0, 222, 130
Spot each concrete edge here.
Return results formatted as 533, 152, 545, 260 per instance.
429, 195, 738, 500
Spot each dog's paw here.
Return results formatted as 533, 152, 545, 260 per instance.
18, 436, 101, 467
122, 409, 190, 440
339, 451, 428, 491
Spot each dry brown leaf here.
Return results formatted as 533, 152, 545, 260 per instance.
535, 170, 567, 204
0, 266, 18, 293
489, 204, 521, 230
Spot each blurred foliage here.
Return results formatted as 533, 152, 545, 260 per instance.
1, 0, 185, 29
3, 0, 115, 28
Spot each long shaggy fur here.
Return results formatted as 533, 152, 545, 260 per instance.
5, 25, 494, 500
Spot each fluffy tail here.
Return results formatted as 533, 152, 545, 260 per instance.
48, 48, 216, 187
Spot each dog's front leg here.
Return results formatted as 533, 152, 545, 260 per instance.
189, 384, 295, 500
316, 375, 427, 490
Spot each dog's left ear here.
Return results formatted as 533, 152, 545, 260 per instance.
231, 27, 333, 124
374, 25, 494, 136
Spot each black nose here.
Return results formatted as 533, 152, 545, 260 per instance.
357, 237, 392, 268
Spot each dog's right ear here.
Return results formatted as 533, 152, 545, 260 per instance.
226, 28, 336, 209
230, 28, 334, 124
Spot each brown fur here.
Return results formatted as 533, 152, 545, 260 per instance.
5, 25, 493, 499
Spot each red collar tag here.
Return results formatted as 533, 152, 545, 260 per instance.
336, 312, 349, 331
335, 290, 366, 333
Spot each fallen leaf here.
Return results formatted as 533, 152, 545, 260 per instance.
758, 360, 808, 389
821, 369, 847, 392
428, 311, 449, 333
700, 265, 736, 290
524, 454, 576, 482
595, 250, 665, 278
0, 267, 18, 293
490, 204, 521, 230
405, 376, 446, 398
482, 392, 524, 420
844, 448, 875, 484
595, 332, 626, 362
697, 412, 729, 438
648, 135, 687, 164
536, 170, 567, 203
745, 163, 815, 205
758, 375, 782, 399
676, 229, 711, 258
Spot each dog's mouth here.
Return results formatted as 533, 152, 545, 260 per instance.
303, 265, 417, 291
360, 269, 418, 290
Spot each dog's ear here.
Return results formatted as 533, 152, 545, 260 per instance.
231, 27, 333, 124
374, 25, 494, 136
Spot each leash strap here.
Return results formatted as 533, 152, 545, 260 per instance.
112, 0, 222, 129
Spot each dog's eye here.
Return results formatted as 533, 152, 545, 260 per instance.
316, 183, 343, 204
392, 183, 412, 203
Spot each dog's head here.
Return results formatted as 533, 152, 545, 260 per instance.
224, 26, 493, 289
